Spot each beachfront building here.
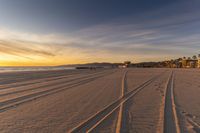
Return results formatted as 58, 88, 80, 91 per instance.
198, 58, 200, 68
180, 57, 198, 68
181, 57, 187, 68
198, 54, 200, 68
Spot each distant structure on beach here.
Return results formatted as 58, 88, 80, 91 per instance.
166, 55, 200, 68
124, 61, 131, 67
64, 55, 200, 69
180, 56, 197, 68
198, 54, 200, 68
121, 54, 200, 68
118, 61, 132, 68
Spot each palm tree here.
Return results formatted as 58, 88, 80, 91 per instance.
192, 55, 197, 60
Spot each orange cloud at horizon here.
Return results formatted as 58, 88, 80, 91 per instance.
0, 51, 90, 66
0, 28, 182, 66
0, 39, 174, 66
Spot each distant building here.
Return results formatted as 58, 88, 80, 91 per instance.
198, 59, 200, 68
181, 58, 187, 68
180, 58, 198, 68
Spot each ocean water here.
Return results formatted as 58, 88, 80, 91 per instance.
0, 66, 75, 73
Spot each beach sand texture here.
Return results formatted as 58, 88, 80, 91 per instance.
0, 68, 199, 133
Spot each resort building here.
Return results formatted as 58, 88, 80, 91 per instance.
198, 59, 200, 68
180, 58, 198, 68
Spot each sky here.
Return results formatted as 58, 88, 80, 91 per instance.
0, 0, 200, 66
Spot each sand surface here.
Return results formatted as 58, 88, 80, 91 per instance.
174, 69, 200, 133
0, 68, 199, 133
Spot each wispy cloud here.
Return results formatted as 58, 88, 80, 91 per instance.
1, 0, 200, 65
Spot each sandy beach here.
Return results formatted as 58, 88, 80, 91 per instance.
0, 68, 199, 133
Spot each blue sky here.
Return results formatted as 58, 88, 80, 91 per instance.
0, 0, 200, 65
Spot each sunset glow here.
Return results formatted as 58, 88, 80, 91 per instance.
0, 0, 200, 66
